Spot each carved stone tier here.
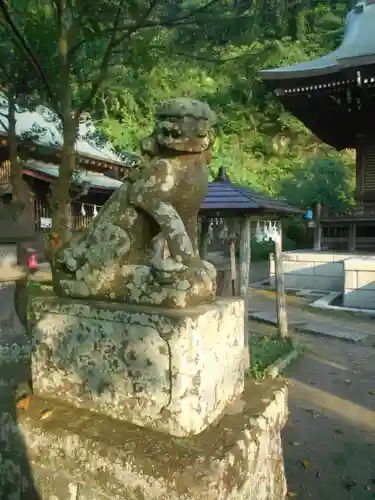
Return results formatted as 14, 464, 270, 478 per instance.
14, 380, 288, 500
30, 295, 244, 437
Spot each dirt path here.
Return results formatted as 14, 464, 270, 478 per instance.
251, 319, 375, 499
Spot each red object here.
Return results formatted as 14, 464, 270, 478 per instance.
28, 253, 38, 269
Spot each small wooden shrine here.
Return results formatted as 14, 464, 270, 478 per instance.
199, 166, 302, 292
259, 0, 375, 252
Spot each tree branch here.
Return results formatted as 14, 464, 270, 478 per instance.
0, 60, 11, 81
75, 0, 127, 116
68, 0, 222, 55
0, 0, 61, 118
0, 117, 8, 132
150, 45, 249, 64
142, 0, 159, 21
149, 0, 220, 27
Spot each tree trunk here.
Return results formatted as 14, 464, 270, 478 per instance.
50, 2, 79, 248
51, 114, 78, 247
9, 89, 35, 334
8, 88, 32, 227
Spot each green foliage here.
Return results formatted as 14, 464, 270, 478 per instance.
278, 156, 355, 212
251, 234, 297, 262
249, 334, 293, 380
92, 1, 355, 215
2, 0, 357, 240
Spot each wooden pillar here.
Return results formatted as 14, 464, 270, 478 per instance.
313, 202, 322, 251
274, 221, 288, 338
198, 218, 210, 260
239, 217, 251, 370
230, 239, 237, 296
348, 223, 356, 253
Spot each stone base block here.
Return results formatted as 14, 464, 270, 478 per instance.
13, 379, 288, 500
30, 295, 244, 437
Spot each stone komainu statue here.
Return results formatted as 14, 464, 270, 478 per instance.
51, 98, 217, 308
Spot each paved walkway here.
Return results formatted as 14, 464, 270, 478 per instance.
248, 288, 375, 343
250, 290, 375, 496
284, 330, 375, 498
250, 319, 375, 498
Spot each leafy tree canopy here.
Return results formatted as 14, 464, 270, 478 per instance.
91, 1, 355, 210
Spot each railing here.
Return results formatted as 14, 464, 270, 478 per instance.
34, 199, 100, 233
352, 203, 375, 216
322, 203, 375, 218
0, 161, 11, 185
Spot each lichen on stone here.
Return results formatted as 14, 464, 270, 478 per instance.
50, 98, 218, 309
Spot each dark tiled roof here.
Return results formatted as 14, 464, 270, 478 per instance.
200, 167, 302, 216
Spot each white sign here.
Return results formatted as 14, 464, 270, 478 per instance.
40, 217, 52, 229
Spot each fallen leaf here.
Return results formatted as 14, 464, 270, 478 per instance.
305, 409, 319, 418
344, 380, 352, 385
287, 493, 297, 498
333, 428, 344, 435
342, 477, 356, 490
289, 441, 301, 446
369, 391, 375, 396
16, 396, 30, 410
300, 459, 311, 469
38, 409, 54, 421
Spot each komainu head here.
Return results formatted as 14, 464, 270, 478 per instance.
143, 98, 216, 155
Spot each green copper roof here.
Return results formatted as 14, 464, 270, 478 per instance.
260, 1, 375, 81
0, 93, 136, 167
25, 160, 122, 191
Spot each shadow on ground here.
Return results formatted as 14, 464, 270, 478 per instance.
283, 333, 375, 499
0, 283, 40, 499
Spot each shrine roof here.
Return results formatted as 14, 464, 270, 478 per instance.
0, 93, 137, 169
24, 159, 123, 191
260, 1, 375, 82
200, 167, 302, 217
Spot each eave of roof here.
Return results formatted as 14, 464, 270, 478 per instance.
200, 167, 302, 216
259, 1, 375, 82
24, 159, 123, 191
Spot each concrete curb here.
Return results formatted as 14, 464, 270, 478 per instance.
248, 313, 306, 329
309, 292, 375, 318
248, 312, 369, 344
265, 345, 300, 379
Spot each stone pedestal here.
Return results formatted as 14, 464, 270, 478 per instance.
30, 295, 244, 437
12, 379, 288, 500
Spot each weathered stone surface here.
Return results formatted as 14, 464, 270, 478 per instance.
51, 98, 217, 309
13, 378, 288, 500
30, 295, 244, 436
